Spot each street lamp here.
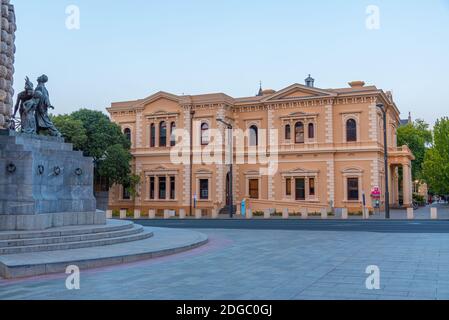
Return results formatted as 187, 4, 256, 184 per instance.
217, 118, 234, 219
377, 103, 390, 219
190, 110, 195, 217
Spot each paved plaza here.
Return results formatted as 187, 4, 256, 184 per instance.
1, 206, 449, 300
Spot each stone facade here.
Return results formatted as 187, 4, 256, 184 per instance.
0, 131, 101, 231
0, 0, 16, 129
107, 79, 414, 215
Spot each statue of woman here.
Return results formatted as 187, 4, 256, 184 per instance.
13, 77, 34, 131
20, 91, 42, 135
34, 75, 61, 137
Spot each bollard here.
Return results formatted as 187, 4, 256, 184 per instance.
149, 209, 156, 219
407, 208, 414, 220
282, 208, 289, 219
212, 208, 219, 219
179, 209, 186, 220
195, 209, 202, 219
246, 209, 253, 219
363, 208, 370, 220
301, 208, 309, 220
106, 210, 113, 219
341, 208, 348, 220
431, 207, 438, 220
120, 209, 127, 219
264, 209, 271, 219
134, 209, 141, 219
321, 208, 328, 220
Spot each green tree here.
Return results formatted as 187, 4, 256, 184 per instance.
397, 119, 432, 180
53, 109, 134, 189
51, 115, 88, 151
422, 118, 449, 195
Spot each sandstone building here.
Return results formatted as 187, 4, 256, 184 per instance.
107, 77, 414, 215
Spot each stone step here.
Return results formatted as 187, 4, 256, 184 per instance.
0, 224, 145, 248
0, 220, 135, 241
0, 228, 153, 255
0, 227, 209, 279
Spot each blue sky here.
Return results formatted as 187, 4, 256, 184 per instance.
12, 0, 449, 125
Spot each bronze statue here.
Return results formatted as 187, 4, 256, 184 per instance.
13, 77, 34, 130
34, 75, 61, 137
13, 75, 61, 137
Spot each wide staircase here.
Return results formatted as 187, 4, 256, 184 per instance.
0, 220, 153, 255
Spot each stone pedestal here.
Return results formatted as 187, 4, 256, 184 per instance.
0, 130, 104, 231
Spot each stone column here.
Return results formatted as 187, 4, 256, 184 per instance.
402, 163, 412, 207
0, 1, 16, 129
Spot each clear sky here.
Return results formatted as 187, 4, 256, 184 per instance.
12, 0, 449, 125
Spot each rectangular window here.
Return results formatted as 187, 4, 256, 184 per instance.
309, 178, 315, 196
249, 179, 259, 199
122, 183, 131, 200
170, 176, 175, 200
347, 178, 359, 201
159, 177, 166, 200
295, 178, 305, 201
286, 178, 292, 196
200, 179, 209, 200
149, 177, 155, 200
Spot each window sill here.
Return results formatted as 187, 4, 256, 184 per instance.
144, 199, 179, 202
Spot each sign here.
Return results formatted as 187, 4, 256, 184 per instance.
371, 186, 381, 199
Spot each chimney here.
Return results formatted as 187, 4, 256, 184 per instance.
305, 74, 315, 87
348, 81, 366, 88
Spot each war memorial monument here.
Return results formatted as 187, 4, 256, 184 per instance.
0, 0, 207, 279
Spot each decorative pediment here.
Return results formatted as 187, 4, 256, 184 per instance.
195, 169, 212, 175
137, 91, 181, 108
341, 167, 364, 174
282, 167, 319, 176
262, 83, 336, 102
280, 111, 319, 120
244, 170, 261, 176
145, 165, 179, 175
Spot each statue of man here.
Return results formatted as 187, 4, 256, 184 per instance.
13, 77, 34, 125
34, 75, 61, 137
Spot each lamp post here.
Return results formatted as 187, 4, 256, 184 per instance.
190, 110, 195, 217
217, 118, 234, 219
377, 104, 390, 219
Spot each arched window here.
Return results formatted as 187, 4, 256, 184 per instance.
295, 122, 304, 144
346, 119, 357, 142
170, 122, 176, 147
124, 128, 131, 143
159, 121, 167, 147
285, 124, 291, 140
249, 125, 258, 147
201, 123, 209, 145
308, 123, 315, 139
150, 124, 155, 147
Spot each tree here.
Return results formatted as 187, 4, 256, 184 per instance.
53, 109, 134, 189
422, 118, 449, 195
397, 119, 432, 180
51, 115, 88, 151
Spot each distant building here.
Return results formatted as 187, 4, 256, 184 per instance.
106, 77, 415, 215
